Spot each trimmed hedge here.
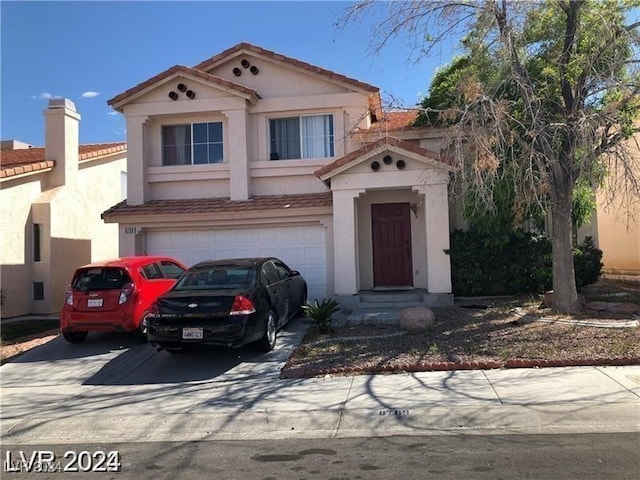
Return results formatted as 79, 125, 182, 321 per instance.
449, 230, 603, 296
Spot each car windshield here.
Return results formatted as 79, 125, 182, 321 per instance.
174, 266, 256, 290
72, 267, 131, 291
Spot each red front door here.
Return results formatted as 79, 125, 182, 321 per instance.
371, 203, 413, 287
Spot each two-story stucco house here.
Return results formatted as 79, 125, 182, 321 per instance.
1, 99, 127, 318
102, 43, 454, 308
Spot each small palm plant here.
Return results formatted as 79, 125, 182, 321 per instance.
302, 298, 340, 334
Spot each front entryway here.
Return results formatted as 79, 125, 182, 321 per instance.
371, 203, 413, 286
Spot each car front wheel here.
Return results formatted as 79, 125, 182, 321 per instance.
256, 310, 277, 352
63, 331, 88, 344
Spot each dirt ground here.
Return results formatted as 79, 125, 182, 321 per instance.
0, 329, 60, 364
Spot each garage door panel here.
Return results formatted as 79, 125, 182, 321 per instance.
192, 231, 214, 246
146, 226, 327, 300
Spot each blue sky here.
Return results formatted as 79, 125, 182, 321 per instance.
1, 1, 460, 146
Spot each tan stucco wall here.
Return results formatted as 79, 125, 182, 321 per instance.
0, 176, 48, 317
250, 159, 331, 196
122, 63, 372, 204
207, 56, 347, 98
593, 194, 639, 281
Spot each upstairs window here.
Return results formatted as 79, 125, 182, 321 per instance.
269, 114, 334, 160
162, 122, 223, 165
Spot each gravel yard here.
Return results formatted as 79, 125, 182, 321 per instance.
283, 294, 640, 377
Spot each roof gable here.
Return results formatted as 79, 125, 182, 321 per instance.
107, 43, 382, 119
107, 65, 259, 111
315, 137, 453, 181
194, 42, 380, 94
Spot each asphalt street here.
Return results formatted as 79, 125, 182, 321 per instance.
1, 433, 639, 480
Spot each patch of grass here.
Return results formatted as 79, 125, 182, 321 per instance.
1, 320, 59, 345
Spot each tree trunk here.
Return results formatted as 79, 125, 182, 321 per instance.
550, 181, 582, 314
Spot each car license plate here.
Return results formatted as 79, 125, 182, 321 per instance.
87, 298, 103, 308
182, 327, 203, 340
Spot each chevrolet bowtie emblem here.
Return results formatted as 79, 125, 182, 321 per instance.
187, 303, 198, 308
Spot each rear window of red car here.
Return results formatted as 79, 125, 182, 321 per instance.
72, 267, 131, 291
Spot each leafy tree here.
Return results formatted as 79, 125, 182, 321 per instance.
339, 0, 640, 313
419, 55, 598, 239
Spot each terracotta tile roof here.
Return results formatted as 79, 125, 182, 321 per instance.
108, 65, 260, 110
354, 109, 423, 134
1, 142, 126, 179
102, 192, 333, 220
315, 136, 450, 179
378, 110, 420, 131
193, 42, 380, 94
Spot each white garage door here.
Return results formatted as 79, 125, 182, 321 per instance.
146, 226, 327, 300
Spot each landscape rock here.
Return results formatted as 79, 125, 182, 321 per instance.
585, 301, 640, 314
399, 307, 435, 334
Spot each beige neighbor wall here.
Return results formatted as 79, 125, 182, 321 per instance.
26, 153, 126, 316
0, 176, 48, 317
577, 131, 640, 283
594, 199, 639, 282
578, 187, 639, 283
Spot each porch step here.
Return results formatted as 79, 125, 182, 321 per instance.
359, 292, 423, 303
334, 291, 454, 322
341, 309, 400, 326
357, 301, 424, 310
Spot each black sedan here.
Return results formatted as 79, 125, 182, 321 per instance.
146, 257, 307, 352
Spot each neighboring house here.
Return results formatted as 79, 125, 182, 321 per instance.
578, 130, 640, 283
102, 42, 454, 307
0, 99, 127, 318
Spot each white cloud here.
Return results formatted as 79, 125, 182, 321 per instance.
81, 91, 100, 98
31, 92, 60, 100
107, 111, 120, 116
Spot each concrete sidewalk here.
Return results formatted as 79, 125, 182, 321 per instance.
1, 318, 639, 445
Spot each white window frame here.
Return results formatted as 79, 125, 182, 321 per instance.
269, 113, 334, 160
162, 121, 224, 166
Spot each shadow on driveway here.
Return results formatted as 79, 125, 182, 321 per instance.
82, 317, 307, 385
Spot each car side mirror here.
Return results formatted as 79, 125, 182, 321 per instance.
290, 270, 300, 276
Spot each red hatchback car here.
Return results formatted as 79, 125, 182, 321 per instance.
60, 256, 187, 343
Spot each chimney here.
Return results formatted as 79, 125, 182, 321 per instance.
45, 98, 81, 188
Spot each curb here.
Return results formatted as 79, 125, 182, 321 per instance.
280, 357, 640, 379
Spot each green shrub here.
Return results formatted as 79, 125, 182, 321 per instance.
449, 230, 602, 296
573, 236, 603, 288
302, 298, 340, 333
